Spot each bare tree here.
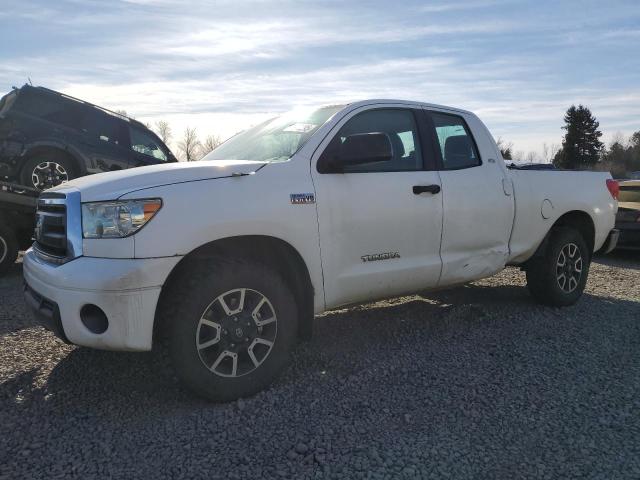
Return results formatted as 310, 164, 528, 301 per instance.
496, 137, 513, 160
155, 120, 172, 145
201, 134, 223, 156
115, 109, 129, 118
178, 127, 201, 161
541, 143, 560, 163
525, 151, 539, 163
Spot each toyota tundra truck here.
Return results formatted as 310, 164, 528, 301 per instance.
23, 100, 619, 402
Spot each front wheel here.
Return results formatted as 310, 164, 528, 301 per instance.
0, 223, 19, 274
162, 258, 298, 402
526, 227, 590, 306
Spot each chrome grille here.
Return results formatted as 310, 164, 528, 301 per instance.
34, 194, 67, 258
33, 189, 82, 263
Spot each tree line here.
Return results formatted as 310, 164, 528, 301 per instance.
153, 120, 223, 161
498, 105, 640, 178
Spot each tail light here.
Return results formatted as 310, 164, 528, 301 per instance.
606, 179, 619, 200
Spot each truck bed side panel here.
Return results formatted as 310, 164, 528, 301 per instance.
508, 170, 616, 263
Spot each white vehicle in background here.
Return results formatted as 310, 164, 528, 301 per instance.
23, 100, 619, 401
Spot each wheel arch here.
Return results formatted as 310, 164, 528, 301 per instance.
154, 235, 315, 345
528, 210, 596, 263
21, 142, 86, 176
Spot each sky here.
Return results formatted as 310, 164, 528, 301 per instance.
1, 0, 639, 160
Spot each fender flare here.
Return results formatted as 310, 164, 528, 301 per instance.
21, 139, 88, 176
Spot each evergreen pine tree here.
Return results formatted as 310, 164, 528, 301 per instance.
553, 105, 603, 169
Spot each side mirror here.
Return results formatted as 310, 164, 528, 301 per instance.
318, 132, 393, 173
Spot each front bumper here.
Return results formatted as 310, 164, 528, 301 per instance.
23, 249, 181, 351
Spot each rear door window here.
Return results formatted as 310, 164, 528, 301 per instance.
429, 111, 481, 170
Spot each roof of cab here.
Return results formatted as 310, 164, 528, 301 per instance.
340, 99, 474, 116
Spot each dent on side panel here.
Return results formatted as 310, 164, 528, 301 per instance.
440, 248, 508, 286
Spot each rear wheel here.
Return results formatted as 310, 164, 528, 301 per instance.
162, 258, 298, 402
20, 152, 77, 190
526, 227, 590, 306
0, 223, 19, 274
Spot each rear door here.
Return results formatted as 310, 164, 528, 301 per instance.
311, 105, 444, 308
424, 109, 514, 285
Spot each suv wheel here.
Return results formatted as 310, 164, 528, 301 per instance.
20, 153, 76, 190
0, 223, 19, 273
162, 258, 298, 402
526, 227, 590, 306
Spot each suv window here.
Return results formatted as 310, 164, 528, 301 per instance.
130, 126, 168, 161
322, 109, 423, 172
81, 109, 128, 147
430, 112, 481, 170
16, 91, 83, 129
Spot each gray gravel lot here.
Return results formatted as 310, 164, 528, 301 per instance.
1, 252, 639, 479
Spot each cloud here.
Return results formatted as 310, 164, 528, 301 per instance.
1, 0, 639, 156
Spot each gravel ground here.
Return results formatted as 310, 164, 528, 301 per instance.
1, 252, 639, 479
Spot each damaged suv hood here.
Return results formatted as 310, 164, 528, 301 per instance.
49, 160, 266, 201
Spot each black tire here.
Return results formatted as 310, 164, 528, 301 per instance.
19, 152, 77, 190
526, 227, 590, 307
161, 257, 298, 402
0, 222, 19, 274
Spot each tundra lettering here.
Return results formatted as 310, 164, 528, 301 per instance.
361, 252, 401, 262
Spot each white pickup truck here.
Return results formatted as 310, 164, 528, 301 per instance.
23, 100, 619, 401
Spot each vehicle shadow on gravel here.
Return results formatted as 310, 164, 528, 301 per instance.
0, 262, 29, 336
593, 250, 640, 270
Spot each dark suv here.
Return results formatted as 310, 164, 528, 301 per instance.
0, 85, 177, 190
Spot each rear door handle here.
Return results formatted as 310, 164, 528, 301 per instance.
413, 184, 441, 195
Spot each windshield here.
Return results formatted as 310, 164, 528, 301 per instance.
203, 105, 345, 163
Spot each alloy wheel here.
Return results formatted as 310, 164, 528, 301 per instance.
31, 161, 69, 189
555, 242, 583, 294
195, 288, 278, 377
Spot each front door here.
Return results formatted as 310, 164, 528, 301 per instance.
311, 106, 444, 309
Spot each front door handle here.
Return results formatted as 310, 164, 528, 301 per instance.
413, 184, 441, 195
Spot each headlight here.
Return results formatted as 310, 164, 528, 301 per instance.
82, 199, 162, 238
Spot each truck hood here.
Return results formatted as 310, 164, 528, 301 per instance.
50, 160, 266, 201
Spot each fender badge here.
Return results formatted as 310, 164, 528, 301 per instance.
290, 193, 315, 205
